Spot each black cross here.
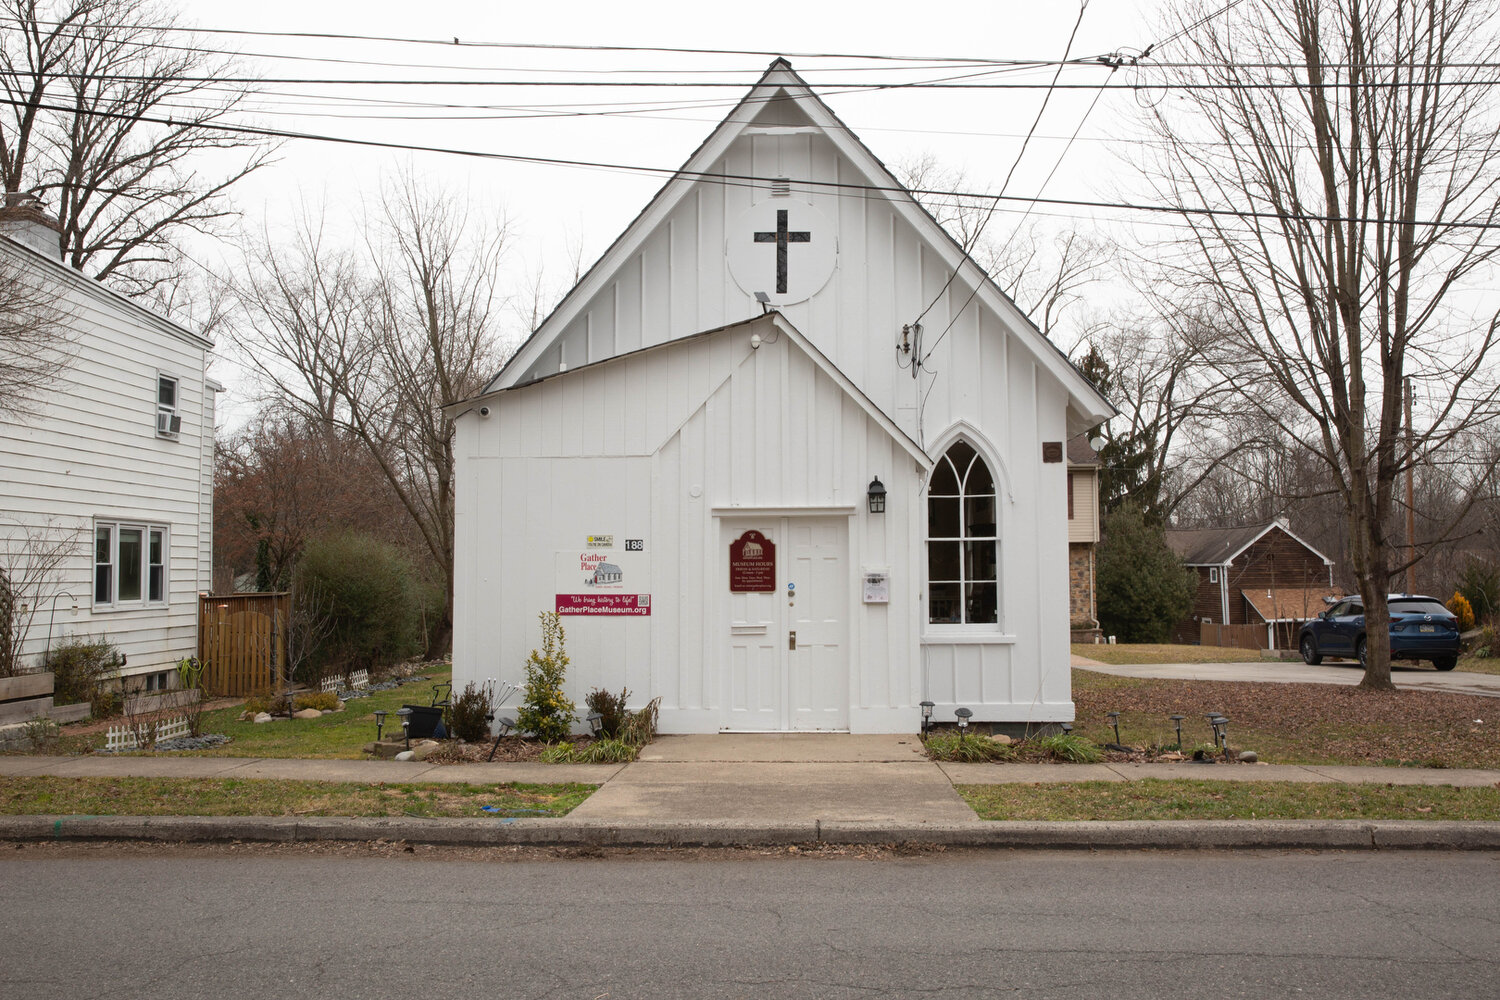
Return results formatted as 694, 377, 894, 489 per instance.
753, 209, 811, 294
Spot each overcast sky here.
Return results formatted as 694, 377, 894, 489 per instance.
169, 0, 1172, 420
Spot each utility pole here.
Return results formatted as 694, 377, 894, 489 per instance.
1405, 377, 1416, 594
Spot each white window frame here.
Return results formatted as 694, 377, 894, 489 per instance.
156, 373, 181, 438
925, 440, 1002, 630
1209, 567, 1219, 583
94, 520, 169, 609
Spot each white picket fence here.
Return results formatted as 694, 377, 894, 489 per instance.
104, 714, 190, 752
319, 669, 370, 695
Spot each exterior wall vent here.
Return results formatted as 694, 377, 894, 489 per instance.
770, 176, 791, 197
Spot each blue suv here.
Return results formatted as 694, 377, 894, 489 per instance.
1298, 594, 1460, 671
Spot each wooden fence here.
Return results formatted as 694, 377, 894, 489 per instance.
1199, 622, 1267, 650
198, 593, 289, 696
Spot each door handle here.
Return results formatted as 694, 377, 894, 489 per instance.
788, 630, 796, 650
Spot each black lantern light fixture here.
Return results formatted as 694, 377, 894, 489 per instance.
374, 709, 388, 742
396, 706, 413, 750
587, 711, 604, 739
954, 706, 973, 742
920, 700, 935, 739
867, 476, 887, 514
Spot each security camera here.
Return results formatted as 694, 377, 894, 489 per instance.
479, 405, 491, 417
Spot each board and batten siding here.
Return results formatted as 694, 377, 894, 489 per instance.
455, 319, 928, 732
0, 238, 214, 677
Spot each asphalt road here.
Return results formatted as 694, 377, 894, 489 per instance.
3, 846, 1496, 999
1075, 656, 1500, 698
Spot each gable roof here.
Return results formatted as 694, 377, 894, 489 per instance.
484, 59, 1112, 427
0, 233, 212, 351
453, 310, 932, 470
1066, 434, 1099, 467
1166, 520, 1334, 568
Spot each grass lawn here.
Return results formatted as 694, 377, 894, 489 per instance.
1456, 652, 1500, 676
958, 779, 1500, 821
0, 776, 593, 818
1071, 643, 1266, 665
47, 666, 457, 759
1072, 667, 1499, 769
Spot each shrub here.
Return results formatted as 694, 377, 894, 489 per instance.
447, 680, 495, 742
619, 696, 661, 747
1448, 592, 1475, 632
1096, 502, 1196, 643
1032, 732, 1103, 763
293, 691, 340, 712
1458, 559, 1499, 624
585, 687, 630, 739
516, 612, 577, 742
44, 635, 121, 714
924, 732, 1015, 762
175, 656, 209, 736
294, 533, 429, 677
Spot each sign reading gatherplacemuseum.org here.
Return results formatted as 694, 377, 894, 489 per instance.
555, 547, 650, 616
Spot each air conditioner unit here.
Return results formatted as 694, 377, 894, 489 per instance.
156, 411, 182, 436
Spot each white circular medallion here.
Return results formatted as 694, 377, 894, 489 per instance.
726, 200, 836, 306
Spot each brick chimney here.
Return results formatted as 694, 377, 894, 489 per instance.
0, 192, 64, 260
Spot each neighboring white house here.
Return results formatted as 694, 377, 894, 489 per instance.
448, 60, 1113, 734
0, 200, 216, 689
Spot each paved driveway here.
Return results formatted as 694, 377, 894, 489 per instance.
1073, 656, 1500, 698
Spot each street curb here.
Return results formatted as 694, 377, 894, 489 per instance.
4, 815, 1499, 850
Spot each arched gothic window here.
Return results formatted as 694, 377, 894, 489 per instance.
927, 441, 998, 624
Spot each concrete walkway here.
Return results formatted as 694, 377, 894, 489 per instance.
1073, 655, 1500, 698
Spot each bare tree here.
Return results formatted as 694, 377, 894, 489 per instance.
0, 516, 81, 675
1, 0, 272, 293
0, 232, 72, 420
1137, 0, 1500, 689
231, 176, 510, 659
896, 153, 1113, 338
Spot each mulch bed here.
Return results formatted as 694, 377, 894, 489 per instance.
1073, 670, 1498, 768
425, 735, 600, 765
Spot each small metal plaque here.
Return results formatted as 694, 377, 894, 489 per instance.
1042, 441, 1063, 463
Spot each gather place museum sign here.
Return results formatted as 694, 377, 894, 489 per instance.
729, 530, 776, 593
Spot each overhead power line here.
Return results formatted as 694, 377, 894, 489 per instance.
5, 95, 1496, 232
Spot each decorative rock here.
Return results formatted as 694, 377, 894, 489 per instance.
989, 734, 1013, 745
411, 740, 441, 761
1238, 750, 1259, 763
253, 712, 273, 724
394, 750, 415, 761
293, 708, 323, 719
1157, 751, 1187, 761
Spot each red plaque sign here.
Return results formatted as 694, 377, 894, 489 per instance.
729, 530, 776, 593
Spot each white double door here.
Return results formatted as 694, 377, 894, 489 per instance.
722, 516, 849, 731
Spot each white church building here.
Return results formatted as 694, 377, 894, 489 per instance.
449, 60, 1113, 734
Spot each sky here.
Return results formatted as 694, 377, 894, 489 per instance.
161, 0, 1176, 423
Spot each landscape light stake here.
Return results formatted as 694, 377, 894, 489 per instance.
486, 717, 516, 762
397, 707, 412, 750
955, 706, 973, 743
920, 701, 934, 740
1104, 711, 1134, 753
587, 712, 604, 738
374, 709, 387, 742
1170, 715, 1186, 750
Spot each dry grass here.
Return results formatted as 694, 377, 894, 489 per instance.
1073, 668, 1499, 768
1072, 643, 1267, 665
958, 779, 1500, 821
0, 776, 595, 818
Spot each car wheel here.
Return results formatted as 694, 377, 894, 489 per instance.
1357, 637, 1368, 669
1300, 635, 1322, 665
1434, 656, 1457, 672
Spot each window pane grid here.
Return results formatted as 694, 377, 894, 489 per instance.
927, 443, 999, 625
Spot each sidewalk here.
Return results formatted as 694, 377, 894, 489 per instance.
3, 735, 1498, 851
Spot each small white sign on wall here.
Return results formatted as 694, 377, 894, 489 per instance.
863, 569, 890, 604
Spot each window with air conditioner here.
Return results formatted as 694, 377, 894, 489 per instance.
156, 374, 181, 438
